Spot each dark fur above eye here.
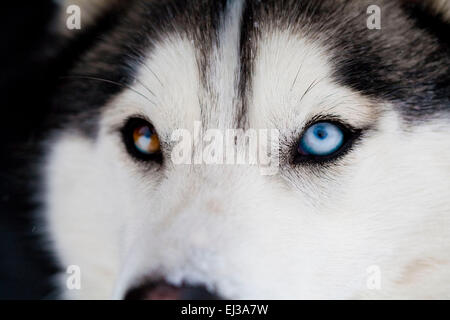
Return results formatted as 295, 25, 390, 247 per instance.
121, 118, 163, 164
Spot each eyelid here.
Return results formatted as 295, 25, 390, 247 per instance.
110, 114, 153, 134
302, 114, 349, 130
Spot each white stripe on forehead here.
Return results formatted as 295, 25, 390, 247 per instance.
199, 0, 245, 129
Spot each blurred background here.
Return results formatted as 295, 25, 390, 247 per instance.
0, 2, 60, 299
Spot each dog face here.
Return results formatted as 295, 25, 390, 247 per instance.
44, 0, 450, 299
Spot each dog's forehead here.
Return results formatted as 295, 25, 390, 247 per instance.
130, 0, 449, 120
128, 1, 373, 127
60, 0, 449, 135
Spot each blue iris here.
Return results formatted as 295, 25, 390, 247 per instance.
299, 122, 344, 156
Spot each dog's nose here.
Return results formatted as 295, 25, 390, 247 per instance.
124, 281, 220, 300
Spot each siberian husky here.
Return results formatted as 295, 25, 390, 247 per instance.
20, 0, 450, 299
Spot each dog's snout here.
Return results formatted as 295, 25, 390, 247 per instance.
124, 281, 220, 300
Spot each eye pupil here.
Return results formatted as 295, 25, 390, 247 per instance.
314, 126, 328, 139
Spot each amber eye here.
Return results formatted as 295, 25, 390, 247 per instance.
122, 118, 162, 162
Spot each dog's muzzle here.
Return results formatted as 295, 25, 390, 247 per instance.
124, 281, 220, 300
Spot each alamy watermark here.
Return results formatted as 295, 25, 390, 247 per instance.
66, 5, 81, 30
170, 121, 280, 176
66, 265, 81, 290
367, 5, 381, 30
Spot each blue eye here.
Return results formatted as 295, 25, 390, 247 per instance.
298, 122, 345, 156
